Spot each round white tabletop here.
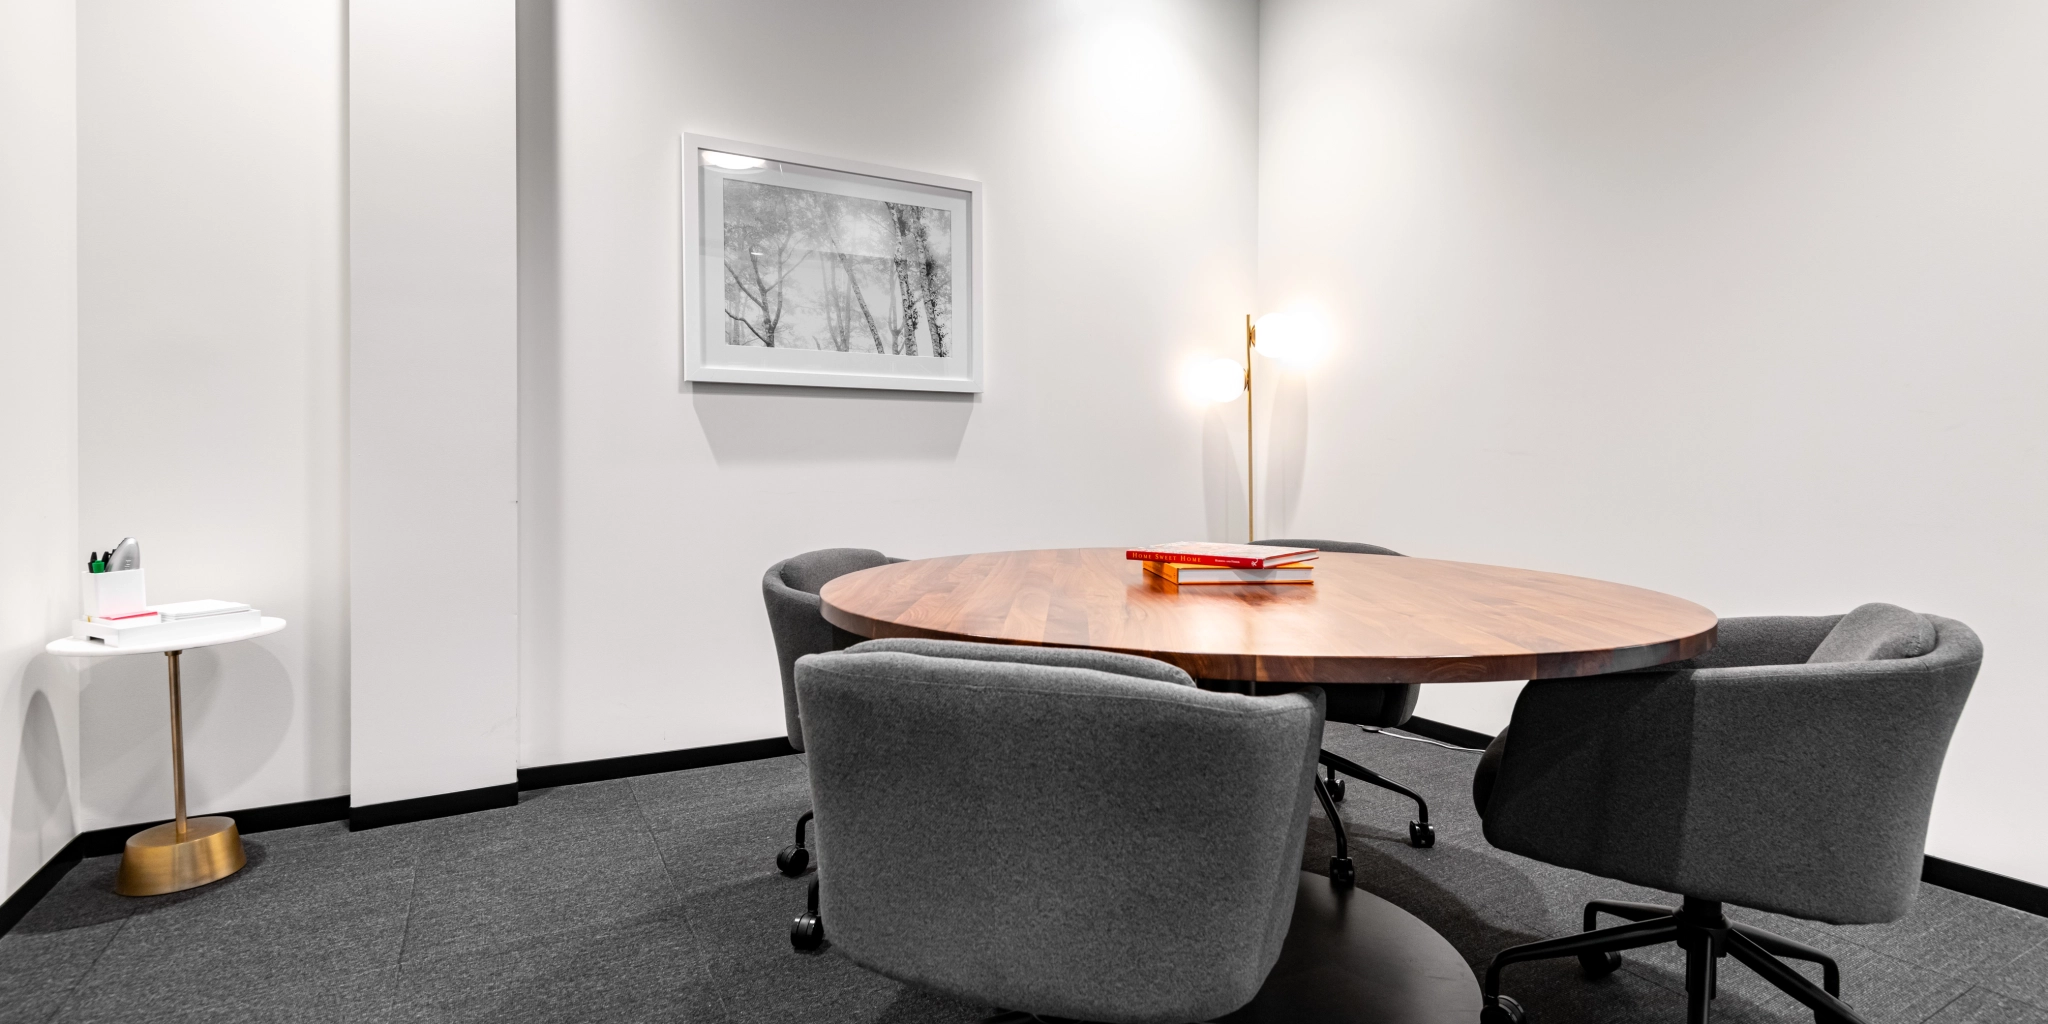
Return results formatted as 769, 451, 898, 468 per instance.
46, 617, 287, 658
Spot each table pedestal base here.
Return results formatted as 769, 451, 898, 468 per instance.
115, 816, 246, 896
1218, 871, 1482, 1024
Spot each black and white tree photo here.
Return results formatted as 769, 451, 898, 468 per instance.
722, 180, 953, 357
685, 135, 980, 392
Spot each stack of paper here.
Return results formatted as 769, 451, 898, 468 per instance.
74, 600, 261, 648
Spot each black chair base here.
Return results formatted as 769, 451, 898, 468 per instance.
790, 877, 824, 951
1320, 750, 1434, 848
1312, 776, 1357, 890
863, 873, 1487, 1023
1199, 678, 1437, 851
777, 809, 814, 876
1481, 897, 1865, 1024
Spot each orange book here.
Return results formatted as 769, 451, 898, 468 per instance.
1142, 560, 1314, 585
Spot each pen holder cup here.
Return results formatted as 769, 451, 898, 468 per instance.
83, 569, 148, 620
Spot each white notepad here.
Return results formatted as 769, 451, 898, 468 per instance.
153, 599, 253, 621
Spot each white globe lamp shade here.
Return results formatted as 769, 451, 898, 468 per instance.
1252, 311, 1332, 364
1183, 357, 1248, 403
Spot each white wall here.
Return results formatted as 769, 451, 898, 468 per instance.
50, 0, 2039, 890
1260, 0, 2048, 884
518, 0, 1261, 766
0, 0, 81, 900
349, 0, 521, 807
74, 0, 347, 830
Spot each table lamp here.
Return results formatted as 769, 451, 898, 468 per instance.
1186, 313, 1329, 541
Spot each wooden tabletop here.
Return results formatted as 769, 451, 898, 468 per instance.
819, 548, 1716, 684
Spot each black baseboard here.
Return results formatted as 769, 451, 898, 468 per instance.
348, 783, 519, 832
0, 838, 84, 937
72, 795, 353, 858
1398, 715, 1495, 750
1923, 856, 2048, 918
517, 736, 794, 791
340, 737, 795, 828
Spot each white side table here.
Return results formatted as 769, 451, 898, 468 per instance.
47, 616, 287, 895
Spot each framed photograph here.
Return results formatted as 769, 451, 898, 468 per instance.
682, 134, 983, 392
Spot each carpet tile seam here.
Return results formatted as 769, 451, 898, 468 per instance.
1852, 936, 1985, 1018
392, 904, 683, 974
391, 852, 426, 977
41, 910, 134, 1024
627, 776, 739, 1024
1916, 985, 1972, 1024
1981, 935, 2048, 1009
1986, 985, 2048, 1015
1960, 983, 2048, 1022
1615, 958, 1688, 998
143, 962, 407, 1022
640, 767, 760, 1023
395, 893, 687, 972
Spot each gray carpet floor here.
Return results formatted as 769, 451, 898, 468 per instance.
2, 724, 2043, 1024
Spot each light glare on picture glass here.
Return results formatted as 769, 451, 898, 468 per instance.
702, 151, 767, 171
1184, 358, 1247, 403
1252, 311, 1331, 364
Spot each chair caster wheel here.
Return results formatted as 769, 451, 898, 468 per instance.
790, 912, 824, 951
1329, 856, 1355, 890
1409, 821, 1436, 848
1580, 950, 1622, 978
1328, 777, 1345, 801
1480, 995, 1526, 1023
776, 844, 810, 876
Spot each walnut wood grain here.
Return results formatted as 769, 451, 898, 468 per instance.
819, 548, 1717, 684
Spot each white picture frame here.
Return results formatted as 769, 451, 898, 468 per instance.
682, 133, 983, 393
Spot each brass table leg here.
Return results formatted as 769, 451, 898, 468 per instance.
115, 649, 246, 896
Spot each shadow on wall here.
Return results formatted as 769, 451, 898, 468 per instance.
1202, 405, 1247, 541
690, 381, 975, 463
78, 642, 294, 827
10, 681, 75, 893
1267, 369, 1310, 536
1203, 369, 1311, 541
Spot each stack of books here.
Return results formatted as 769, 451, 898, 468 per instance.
1125, 542, 1319, 585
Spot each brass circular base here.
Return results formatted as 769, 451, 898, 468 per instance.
115, 816, 246, 896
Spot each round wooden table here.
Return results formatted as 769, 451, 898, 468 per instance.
819, 548, 1719, 1024
820, 547, 1718, 684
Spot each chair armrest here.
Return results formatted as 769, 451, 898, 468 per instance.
846, 637, 1196, 686
1651, 614, 1842, 670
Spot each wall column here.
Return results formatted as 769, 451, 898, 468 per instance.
348, 0, 519, 824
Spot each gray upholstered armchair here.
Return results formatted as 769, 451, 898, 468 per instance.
791, 638, 1324, 1024
761, 548, 904, 875
1472, 604, 1981, 1024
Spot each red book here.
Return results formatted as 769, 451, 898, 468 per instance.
1125, 542, 1319, 570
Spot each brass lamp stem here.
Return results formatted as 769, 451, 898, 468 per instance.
1245, 315, 1255, 543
